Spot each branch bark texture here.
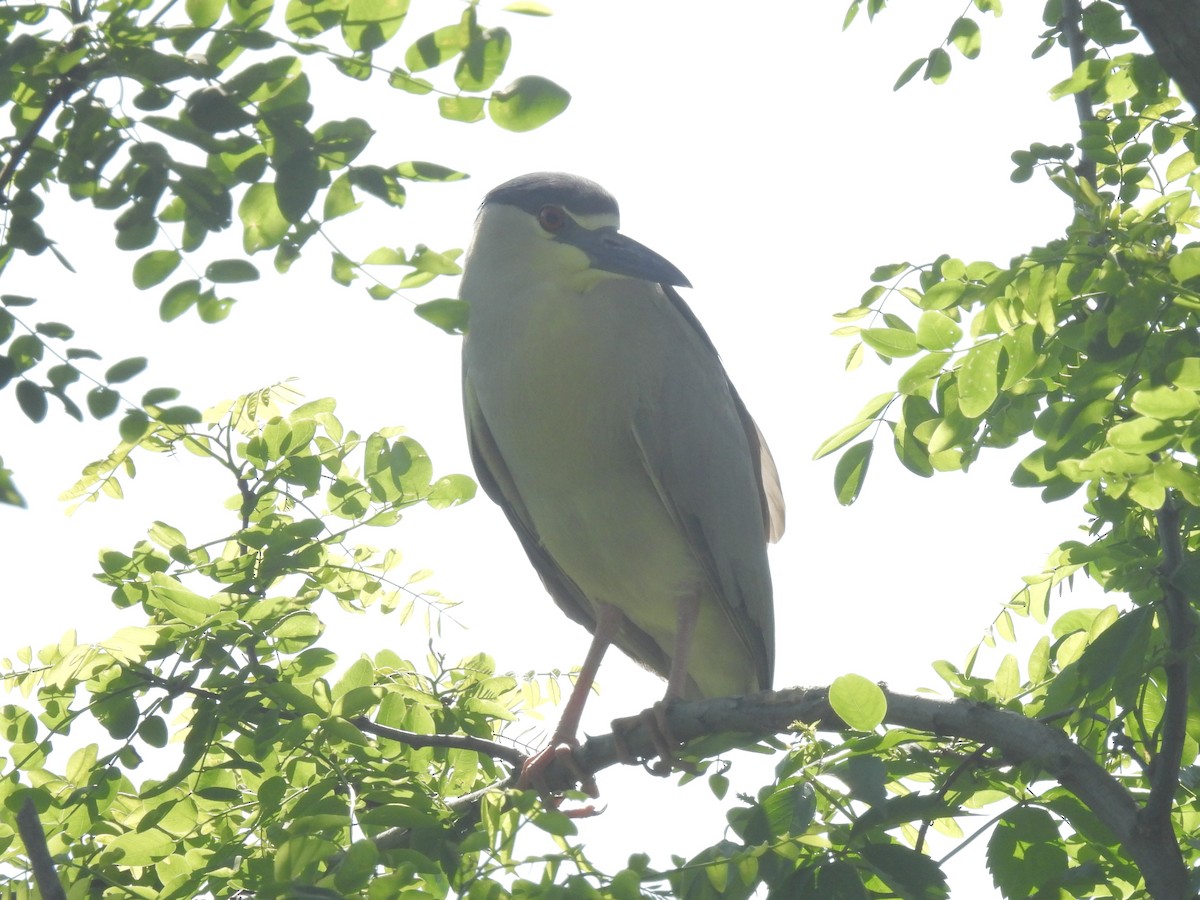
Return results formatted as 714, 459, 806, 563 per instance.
1121, 0, 1200, 113
520, 687, 1191, 899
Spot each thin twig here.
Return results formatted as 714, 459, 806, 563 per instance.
914, 742, 992, 854
351, 716, 527, 768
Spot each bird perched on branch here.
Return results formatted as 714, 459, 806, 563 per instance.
460, 172, 784, 787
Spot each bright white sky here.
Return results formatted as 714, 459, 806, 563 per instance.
2, 0, 1111, 894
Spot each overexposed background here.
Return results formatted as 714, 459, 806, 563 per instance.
3, 1, 1105, 894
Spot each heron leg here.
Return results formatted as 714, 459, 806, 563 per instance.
612, 589, 702, 775
518, 602, 623, 799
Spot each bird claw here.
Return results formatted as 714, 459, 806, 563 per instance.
516, 740, 603, 815
612, 700, 697, 776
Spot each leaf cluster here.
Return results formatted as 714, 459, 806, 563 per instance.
823, 2, 1200, 896
0, 0, 569, 504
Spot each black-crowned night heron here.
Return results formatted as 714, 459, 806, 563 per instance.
461, 172, 784, 783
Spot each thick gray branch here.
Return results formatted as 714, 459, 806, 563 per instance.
1147, 501, 1193, 833
535, 687, 1190, 900
15, 796, 66, 900
1121, 0, 1200, 114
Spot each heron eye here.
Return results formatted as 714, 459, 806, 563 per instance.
538, 205, 567, 232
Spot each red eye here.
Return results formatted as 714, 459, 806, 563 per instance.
538, 205, 566, 231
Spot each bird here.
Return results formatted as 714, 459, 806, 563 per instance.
460, 172, 784, 784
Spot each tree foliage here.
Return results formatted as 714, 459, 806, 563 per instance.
3, 0, 1200, 898
0, 0, 568, 505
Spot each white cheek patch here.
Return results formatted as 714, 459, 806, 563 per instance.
568, 211, 620, 231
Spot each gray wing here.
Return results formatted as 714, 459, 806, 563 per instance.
661, 287, 784, 542
630, 285, 785, 690
463, 369, 678, 680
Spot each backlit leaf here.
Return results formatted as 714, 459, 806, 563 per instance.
829, 674, 887, 730
488, 75, 570, 132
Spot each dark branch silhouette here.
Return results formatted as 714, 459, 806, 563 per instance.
16, 796, 67, 900
1121, 0, 1200, 114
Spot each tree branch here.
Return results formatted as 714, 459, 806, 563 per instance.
351, 715, 527, 768
512, 687, 1189, 899
16, 796, 67, 900
1061, 0, 1098, 184
1120, 0, 1200, 114
1144, 499, 1193, 832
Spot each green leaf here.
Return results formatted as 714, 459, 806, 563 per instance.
1166, 151, 1196, 183
488, 76, 570, 132
119, 409, 152, 443
1130, 384, 1199, 418
16, 381, 47, 422
186, 0, 225, 26
334, 840, 381, 893
414, 298, 469, 334
198, 292, 235, 323
0, 461, 24, 507
138, 715, 170, 748
285, 0, 346, 36
870, 262, 910, 282
161, 280, 202, 322
8, 334, 44, 373
925, 47, 951, 83
986, 807, 1067, 898
394, 160, 469, 182
920, 280, 965, 310
275, 150, 322, 223
349, 166, 407, 207
894, 57, 926, 90
503, 1, 552, 13
342, 0, 410, 52
861, 327, 920, 358
829, 674, 887, 730
186, 86, 255, 132
159, 406, 203, 424
1107, 417, 1176, 453
915, 310, 962, 351
948, 17, 981, 59
813, 419, 873, 460
1050, 57, 1108, 99
87, 386, 121, 419
1169, 358, 1200, 392
106, 357, 149, 384
205, 259, 260, 283
1169, 246, 1200, 282
228, 0, 273, 28
314, 117, 375, 169
133, 250, 182, 290
148, 572, 220, 624
860, 843, 948, 899
387, 68, 434, 94
957, 341, 1002, 417
102, 828, 177, 866
239, 182, 290, 253
323, 173, 361, 220
456, 27, 511, 92
833, 441, 872, 505
438, 96, 486, 123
